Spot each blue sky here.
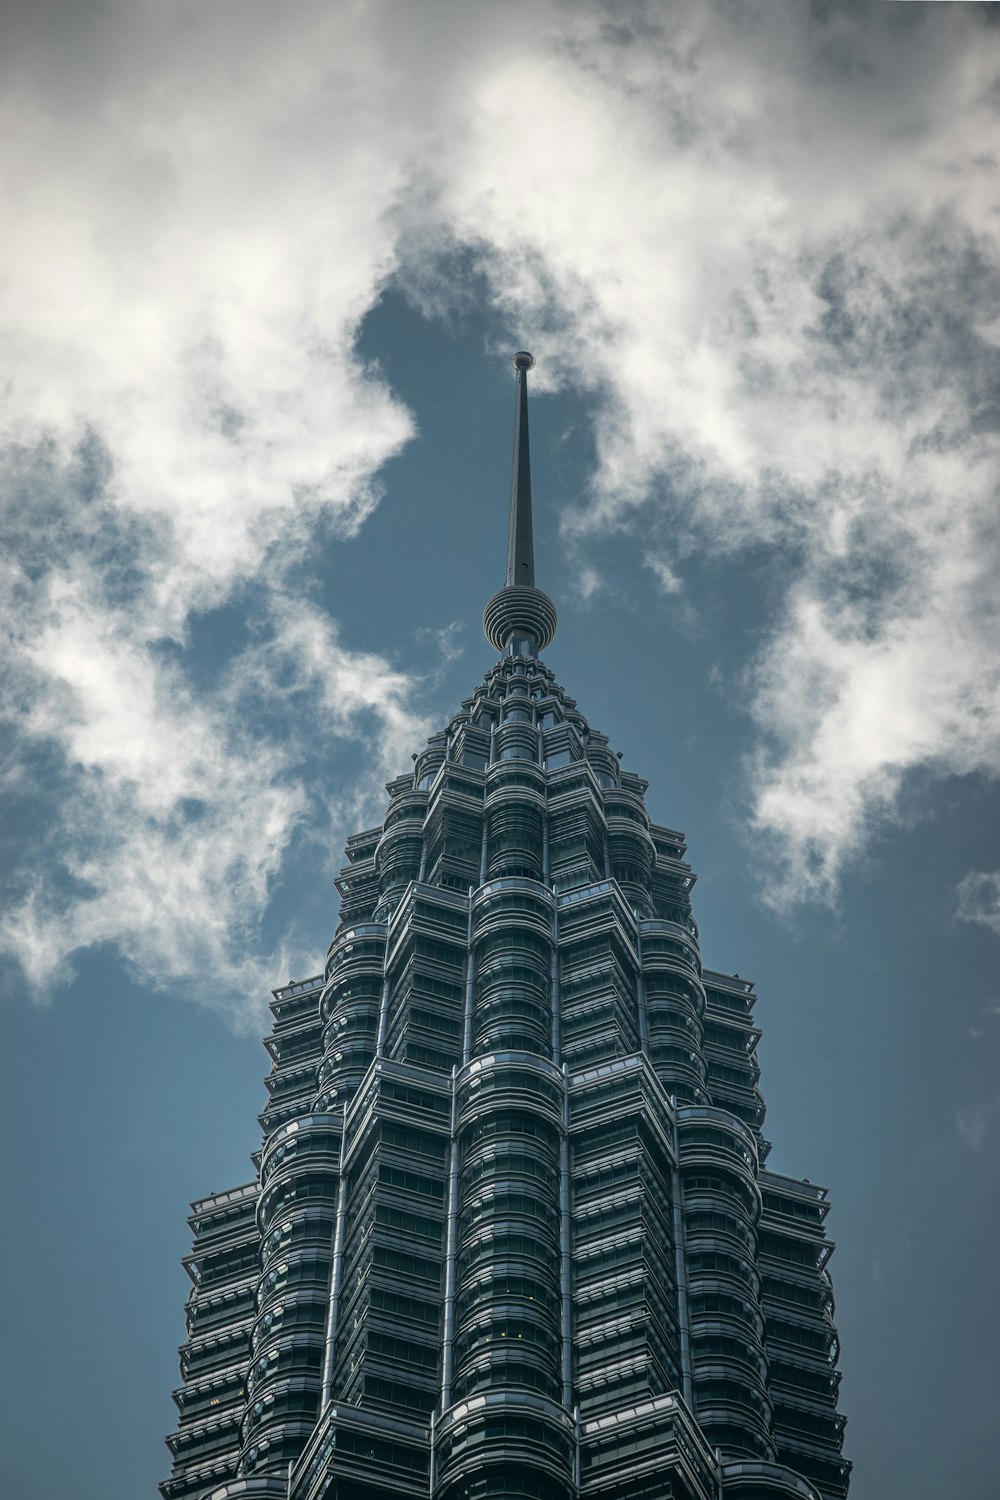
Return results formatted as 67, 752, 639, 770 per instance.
2, 2, 1000, 1496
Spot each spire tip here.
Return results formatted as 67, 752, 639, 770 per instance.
483, 346, 557, 657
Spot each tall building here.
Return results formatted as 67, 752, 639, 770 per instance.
164, 354, 850, 1500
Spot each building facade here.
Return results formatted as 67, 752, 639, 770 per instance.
164, 354, 850, 1500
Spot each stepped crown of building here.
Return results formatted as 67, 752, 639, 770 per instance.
163, 353, 850, 1500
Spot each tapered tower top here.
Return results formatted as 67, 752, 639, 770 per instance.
506, 351, 536, 588
483, 352, 558, 656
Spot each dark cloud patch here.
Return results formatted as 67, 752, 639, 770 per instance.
807, 223, 1000, 438
0, 431, 155, 612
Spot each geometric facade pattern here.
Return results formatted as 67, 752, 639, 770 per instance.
164, 356, 849, 1500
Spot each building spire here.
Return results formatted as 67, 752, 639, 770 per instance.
483, 352, 558, 658
506, 351, 535, 588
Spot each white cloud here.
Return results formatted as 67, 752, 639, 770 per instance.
957, 872, 1000, 939
3, 1, 999, 1016
0, 1, 437, 1014
0, 2, 417, 619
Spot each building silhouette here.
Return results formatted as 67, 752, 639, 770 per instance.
164, 354, 850, 1500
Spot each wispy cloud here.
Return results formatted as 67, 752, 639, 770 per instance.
957, 1094, 1000, 1152
957, 872, 1000, 939
415, 622, 467, 680
968, 997, 1000, 1039
0, 561, 432, 1023
644, 555, 683, 596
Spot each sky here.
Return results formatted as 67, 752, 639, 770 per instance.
1, 1, 999, 1496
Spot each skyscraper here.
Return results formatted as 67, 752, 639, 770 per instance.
163, 354, 850, 1500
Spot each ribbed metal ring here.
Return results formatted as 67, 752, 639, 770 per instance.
483, 585, 558, 653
